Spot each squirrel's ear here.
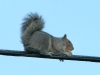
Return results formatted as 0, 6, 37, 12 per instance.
62, 34, 67, 40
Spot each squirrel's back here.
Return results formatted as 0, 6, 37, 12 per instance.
21, 13, 44, 48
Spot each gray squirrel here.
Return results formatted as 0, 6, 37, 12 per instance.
21, 13, 74, 60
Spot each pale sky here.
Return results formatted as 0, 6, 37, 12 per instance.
0, 0, 100, 75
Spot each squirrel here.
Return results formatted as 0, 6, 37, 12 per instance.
21, 13, 74, 61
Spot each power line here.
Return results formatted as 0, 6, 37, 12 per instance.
0, 49, 100, 63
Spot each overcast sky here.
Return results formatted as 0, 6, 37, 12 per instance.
0, 0, 100, 75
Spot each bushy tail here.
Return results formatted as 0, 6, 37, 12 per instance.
21, 13, 44, 46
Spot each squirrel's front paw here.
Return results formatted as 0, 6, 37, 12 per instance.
46, 52, 54, 57
64, 52, 72, 57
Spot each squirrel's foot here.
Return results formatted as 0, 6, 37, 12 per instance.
40, 52, 53, 57
59, 52, 72, 62
63, 52, 72, 57
46, 52, 53, 57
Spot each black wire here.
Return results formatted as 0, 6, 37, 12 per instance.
0, 49, 100, 63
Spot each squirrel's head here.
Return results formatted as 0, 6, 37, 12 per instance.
62, 34, 74, 52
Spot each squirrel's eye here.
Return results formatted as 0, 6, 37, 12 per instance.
68, 40, 71, 44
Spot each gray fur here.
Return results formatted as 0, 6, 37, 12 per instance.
21, 13, 44, 46
28, 31, 52, 55
21, 13, 74, 56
